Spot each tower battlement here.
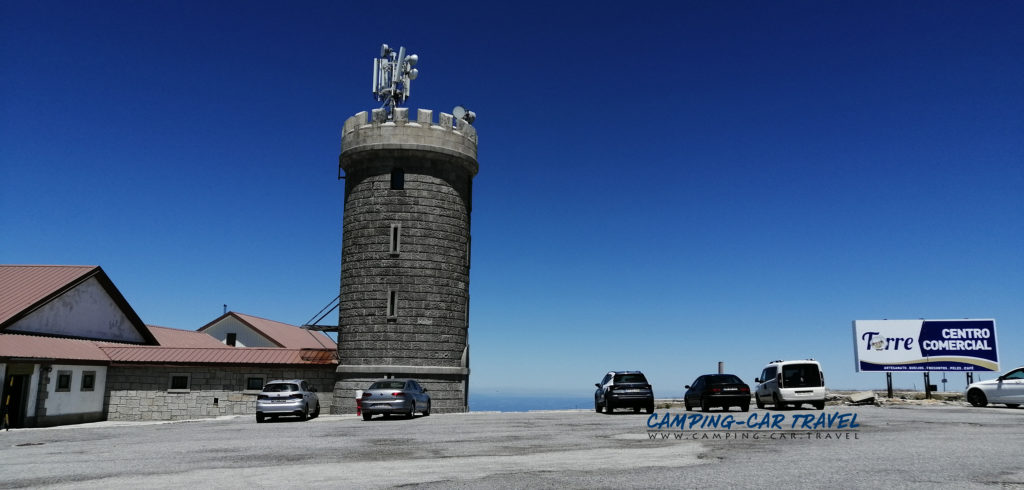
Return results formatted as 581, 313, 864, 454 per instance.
341, 108, 478, 174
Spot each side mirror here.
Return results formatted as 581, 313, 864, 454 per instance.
754, 378, 761, 383
595, 383, 601, 388
684, 385, 691, 389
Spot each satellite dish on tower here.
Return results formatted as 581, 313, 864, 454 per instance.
452, 105, 476, 125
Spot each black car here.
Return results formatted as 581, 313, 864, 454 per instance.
684, 374, 751, 412
595, 371, 655, 414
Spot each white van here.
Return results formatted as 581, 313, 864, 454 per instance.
754, 359, 826, 410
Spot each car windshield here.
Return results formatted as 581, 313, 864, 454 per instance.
614, 373, 647, 384
782, 364, 822, 388
263, 383, 299, 392
370, 381, 407, 390
706, 375, 744, 385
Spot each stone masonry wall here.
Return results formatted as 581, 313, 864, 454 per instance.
105, 365, 335, 421
338, 160, 471, 367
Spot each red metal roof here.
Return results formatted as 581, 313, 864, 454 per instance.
200, 312, 337, 350
100, 346, 337, 365
0, 333, 111, 362
0, 332, 336, 365
147, 325, 226, 348
0, 265, 96, 327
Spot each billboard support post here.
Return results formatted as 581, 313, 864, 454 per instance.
886, 372, 893, 398
924, 372, 931, 399
966, 372, 974, 386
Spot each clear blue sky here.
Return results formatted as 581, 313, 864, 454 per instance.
2, 1, 1021, 396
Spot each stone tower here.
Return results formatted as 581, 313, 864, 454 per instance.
333, 106, 477, 413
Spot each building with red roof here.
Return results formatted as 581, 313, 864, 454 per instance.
1, 265, 336, 427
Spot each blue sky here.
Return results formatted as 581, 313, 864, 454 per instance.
2, 1, 1021, 397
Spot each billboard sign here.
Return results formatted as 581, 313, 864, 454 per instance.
852, 319, 998, 372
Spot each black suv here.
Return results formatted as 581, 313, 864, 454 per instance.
595, 371, 654, 414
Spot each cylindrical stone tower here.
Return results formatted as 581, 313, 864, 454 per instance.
333, 106, 477, 413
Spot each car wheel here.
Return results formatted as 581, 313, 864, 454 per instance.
684, 400, 692, 411
298, 406, 308, 421
790, 403, 801, 410
423, 401, 431, 416
645, 403, 654, 414
741, 404, 750, 412
755, 396, 764, 409
311, 402, 321, 418
605, 400, 614, 414
407, 402, 416, 419
967, 389, 988, 407
595, 398, 603, 413
814, 401, 825, 410
362, 412, 372, 421
256, 414, 265, 423
772, 393, 783, 410
633, 406, 641, 413
700, 399, 709, 412
1006, 404, 1020, 408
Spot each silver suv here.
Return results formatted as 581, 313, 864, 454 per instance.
255, 379, 321, 423
595, 371, 655, 414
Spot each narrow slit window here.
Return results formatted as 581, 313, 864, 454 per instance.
226, 332, 237, 346
390, 224, 401, 254
387, 290, 398, 318
390, 168, 404, 190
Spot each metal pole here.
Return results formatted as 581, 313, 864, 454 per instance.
966, 372, 974, 386
886, 372, 893, 398
924, 372, 931, 399
718, 362, 724, 374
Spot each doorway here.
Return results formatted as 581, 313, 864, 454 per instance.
2, 373, 29, 429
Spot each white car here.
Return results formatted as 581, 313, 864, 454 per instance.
966, 366, 1024, 408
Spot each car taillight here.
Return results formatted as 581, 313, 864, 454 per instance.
740, 386, 750, 393
392, 392, 407, 397
361, 392, 371, 399
711, 388, 721, 393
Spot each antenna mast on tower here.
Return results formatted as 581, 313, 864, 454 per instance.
372, 44, 419, 118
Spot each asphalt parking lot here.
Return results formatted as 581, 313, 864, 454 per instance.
1, 405, 1021, 489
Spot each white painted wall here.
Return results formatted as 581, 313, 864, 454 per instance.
26, 364, 39, 417
7, 277, 145, 343
45, 365, 107, 416
203, 316, 275, 347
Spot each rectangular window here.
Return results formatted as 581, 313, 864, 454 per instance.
390, 168, 404, 190
226, 333, 237, 346
246, 375, 265, 391
390, 224, 402, 254
169, 373, 191, 392
56, 370, 72, 392
81, 371, 96, 391
387, 290, 398, 318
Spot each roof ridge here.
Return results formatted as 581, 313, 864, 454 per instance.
0, 264, 97, 268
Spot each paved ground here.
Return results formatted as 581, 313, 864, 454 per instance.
1, 405, 1021, 489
